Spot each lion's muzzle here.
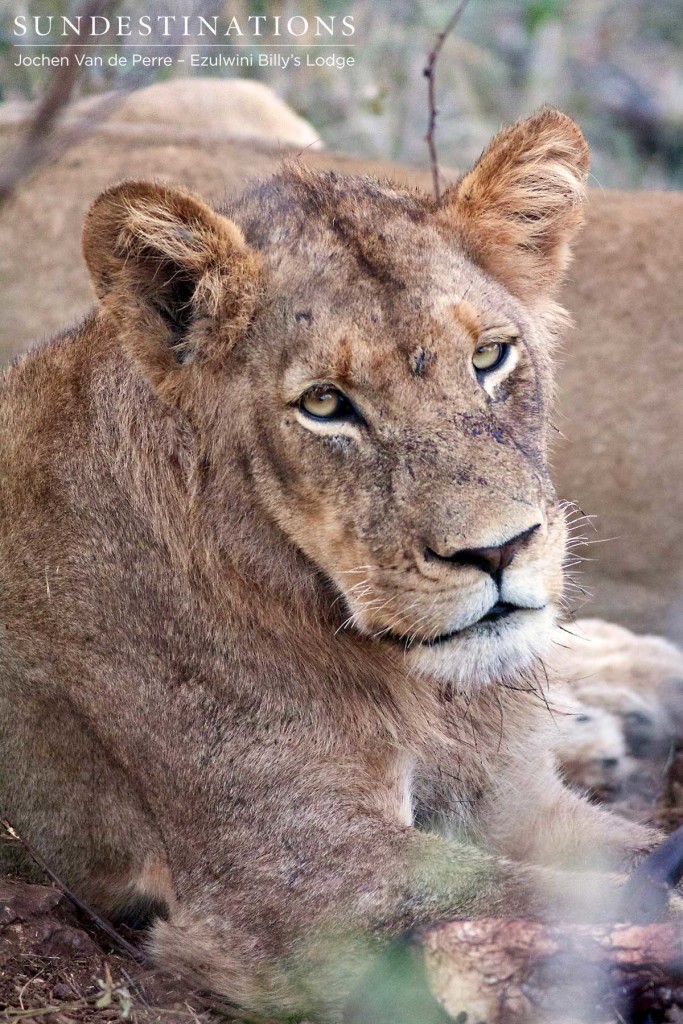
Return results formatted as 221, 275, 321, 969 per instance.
420, 523, 541, 583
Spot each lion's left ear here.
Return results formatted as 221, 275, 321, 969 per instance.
440, 109, 589, 305
82, 180, 261, 395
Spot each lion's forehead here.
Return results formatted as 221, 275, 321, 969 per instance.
234, 167, 540, 396
231, 166, 473, 293
271, 241, 524, 351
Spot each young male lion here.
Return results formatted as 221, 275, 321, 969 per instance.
0, 110, 664, 1013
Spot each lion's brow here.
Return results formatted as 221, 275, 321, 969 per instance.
330, 337, 354, 381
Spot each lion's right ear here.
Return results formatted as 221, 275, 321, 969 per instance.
439, 109, 589, 306
82, 180, 261, 393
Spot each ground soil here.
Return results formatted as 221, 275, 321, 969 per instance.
0, 868, 270, 1024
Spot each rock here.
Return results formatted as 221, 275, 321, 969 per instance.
0, 877, 62, 923
33, 919, 101, 958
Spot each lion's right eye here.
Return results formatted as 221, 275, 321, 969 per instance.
300, 386, 355, 421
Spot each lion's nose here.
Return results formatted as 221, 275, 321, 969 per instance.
423, 524, 541, 582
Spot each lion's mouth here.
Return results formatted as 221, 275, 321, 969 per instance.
380, 601, 546, 648
421, 601, 523, 647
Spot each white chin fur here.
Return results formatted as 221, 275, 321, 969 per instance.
406, 605, 557, 689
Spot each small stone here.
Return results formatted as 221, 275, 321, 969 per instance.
0, 879, 62, 923
35, 921, 100, 958
52, 983, 74, 1000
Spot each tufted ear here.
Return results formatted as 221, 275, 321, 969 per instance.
82, 180, 261, 394
440, 109, 589, 305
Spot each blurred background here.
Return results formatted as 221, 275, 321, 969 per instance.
1, 0, 681, 189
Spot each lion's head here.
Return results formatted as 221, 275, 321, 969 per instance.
83, 109, 588, 688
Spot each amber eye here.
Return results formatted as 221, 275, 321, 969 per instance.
473, 341, 508, 373
300, 386, 353, 420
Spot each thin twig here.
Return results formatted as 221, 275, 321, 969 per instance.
423, 0, 471, 204
1, 818, 146, 964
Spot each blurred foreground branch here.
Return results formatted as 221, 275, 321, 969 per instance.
347, 917, 683, 1023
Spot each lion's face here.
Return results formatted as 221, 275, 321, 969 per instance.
235, 193, 565, 686
83, 110, 588, 687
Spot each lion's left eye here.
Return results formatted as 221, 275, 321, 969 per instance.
473, 341, 509, 373
299, 386, 355, 421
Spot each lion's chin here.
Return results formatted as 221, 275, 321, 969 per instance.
404, 605, 557, 689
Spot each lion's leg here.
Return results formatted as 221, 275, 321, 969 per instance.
473, 750, 659, 871
148, 818, 625, 1013
0, 677, 174, 924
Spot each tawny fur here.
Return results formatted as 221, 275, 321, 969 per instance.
0, 77, 323, 150
441, 109, 589, 306
0, 111, 658, 1015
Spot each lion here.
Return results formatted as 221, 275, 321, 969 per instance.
0, 109, 671, 1014
68, 78, 323, 150
0, 78, 322, 151
558, 619, 683, 681
2, 82, 682, 646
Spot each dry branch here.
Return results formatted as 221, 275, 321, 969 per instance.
0, 0, 124, 209
423, 0, 471, 204
421, 917, 683, 1022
